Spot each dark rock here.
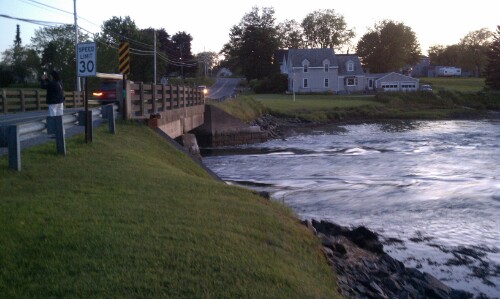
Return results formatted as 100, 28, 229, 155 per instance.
303, 219, 474, 299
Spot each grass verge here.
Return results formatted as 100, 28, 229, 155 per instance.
0, 122, 340, 299
215, 91, 499, 123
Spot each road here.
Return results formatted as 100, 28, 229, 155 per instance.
206, 78, 242, 101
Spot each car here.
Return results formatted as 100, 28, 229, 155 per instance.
420, 84, 433, 92
198, 85, 208, 95
92, 80, 121, 104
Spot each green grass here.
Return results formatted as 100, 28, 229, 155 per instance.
420, 77, 485, 92
0, 123, 340, 298
253, 94, 383, 122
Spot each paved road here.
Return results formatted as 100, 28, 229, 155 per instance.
206, 78, 242, 101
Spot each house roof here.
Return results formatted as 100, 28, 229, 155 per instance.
336, 54, 364, 76
287, 48, 338, 68
375, 72, 419, 82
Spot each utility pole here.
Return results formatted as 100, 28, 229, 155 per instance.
73, 0, 80, 91
153, 29, 156, 84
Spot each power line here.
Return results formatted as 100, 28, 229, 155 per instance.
0, 14, 69, 27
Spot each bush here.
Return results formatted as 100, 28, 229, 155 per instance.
252, 73, 288, 94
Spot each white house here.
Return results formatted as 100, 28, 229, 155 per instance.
283, 48, 339, 93
279, 48, 420, 94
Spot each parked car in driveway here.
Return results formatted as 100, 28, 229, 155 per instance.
420, 84, 433, 92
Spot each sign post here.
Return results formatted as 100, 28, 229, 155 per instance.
76, 42, 97, 143
119, 42, 130, 119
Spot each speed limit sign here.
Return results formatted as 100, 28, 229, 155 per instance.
76, 42, 96, 77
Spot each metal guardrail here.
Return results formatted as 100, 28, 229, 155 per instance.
1, 104, 117, 171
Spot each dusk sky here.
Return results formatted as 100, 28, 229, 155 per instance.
1, 0, 498, 57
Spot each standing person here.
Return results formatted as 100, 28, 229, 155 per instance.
41, 70, 65, 116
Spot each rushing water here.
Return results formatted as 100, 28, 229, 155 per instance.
202, 120, 500, 298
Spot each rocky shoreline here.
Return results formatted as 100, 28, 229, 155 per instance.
246, 115, 499, 298
303, 219, 477, 299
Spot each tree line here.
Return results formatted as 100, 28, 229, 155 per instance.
0, 16, 219, 89
221, 7, 499, 91
1, 7, 499, 91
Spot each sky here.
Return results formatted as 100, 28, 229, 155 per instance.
0, 0, 498, 58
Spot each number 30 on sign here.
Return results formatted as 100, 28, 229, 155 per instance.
77, 42, 97, 77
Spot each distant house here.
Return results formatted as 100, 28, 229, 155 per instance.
278, 48, 419, 94
216, 68, 232, 77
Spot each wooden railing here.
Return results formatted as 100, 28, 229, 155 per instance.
127, 82, 205, 119
0, 89, 84, 114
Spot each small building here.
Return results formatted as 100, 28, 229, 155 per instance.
216, 68, 233, 77
366, 72, 419, 92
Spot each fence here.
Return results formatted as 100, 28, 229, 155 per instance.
0, 89, 84, 114
1, 105, 117, 171
127, 82, 204, 119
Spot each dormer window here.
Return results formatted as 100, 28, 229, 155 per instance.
323, 59, 330, 72
302, 59, 309, 73
347, 61, 354, 72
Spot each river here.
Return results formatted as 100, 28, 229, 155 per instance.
202, 120, 500, 298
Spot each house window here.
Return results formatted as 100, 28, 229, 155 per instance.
369, 79, 373, 88
304, 65, 308, 73
324, 64, 329, 72
347, 61, 354, 72
303, 78, 308, 88
346, 77, 357, 86
324, 78, 329, 87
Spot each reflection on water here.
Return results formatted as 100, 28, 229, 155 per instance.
203, 120, 500, 297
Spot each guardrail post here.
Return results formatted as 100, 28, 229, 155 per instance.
7, 125, 21, 171
54, 116, 66, 156
78, 111, 93, 142
102, 104, 116, 134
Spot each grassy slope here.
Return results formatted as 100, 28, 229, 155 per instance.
0, 123, 340, 298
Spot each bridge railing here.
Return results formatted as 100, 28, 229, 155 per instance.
0, 89, 84, 114
126, 82, 205, 119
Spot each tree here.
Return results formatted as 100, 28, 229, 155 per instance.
31, 24, 89, 90
277, 19, 304, 49
221, 6, 280, 80
485, 26, 500, 90
428, 44, 462, 66
195, 51, 219, 77
167, 31, 196, 78
95, 16, 141, 76
357, 20, 420, 73
1, 24, 40, 84
460, 28, 493, 77
301, 9, 354, 51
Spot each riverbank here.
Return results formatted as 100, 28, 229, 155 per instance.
202, 116, 500, 298
0, 122, 341, 298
